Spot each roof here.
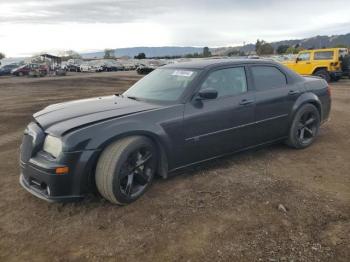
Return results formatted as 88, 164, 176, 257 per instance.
298, 48, 344, 53
163, 58, 279, 70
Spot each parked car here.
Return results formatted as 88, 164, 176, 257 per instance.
80, 63, 103, 73
79, 64, 93, 72
102, 63, 125, 72
136, 64, 156, 75
19, 59, 331, 205
282, 48, 348, 82
65, 59, 83, 72
66, 64, 81, 72
0, 64, 19, 76
12, 63, 48, 77
102, 65, 118, 71
123, 63, 137, 71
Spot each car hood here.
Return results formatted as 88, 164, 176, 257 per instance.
34, 95, 161, 135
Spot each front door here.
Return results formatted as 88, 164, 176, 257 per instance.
181, 66, 256, 166
295, 52, 312, 75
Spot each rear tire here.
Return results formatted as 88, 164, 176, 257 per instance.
95, 136, 157, 205
287, 104, 320, 149
313, 69, 330, 83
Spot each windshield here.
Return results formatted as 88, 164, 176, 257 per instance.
123, 68, 198, 102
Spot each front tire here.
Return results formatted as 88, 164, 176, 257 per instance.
95, 136, 157, 205
287, 104, 320, 149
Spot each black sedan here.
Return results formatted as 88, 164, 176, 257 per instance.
19, 59, 331, 205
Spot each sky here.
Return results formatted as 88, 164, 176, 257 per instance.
1, 0, 350, 57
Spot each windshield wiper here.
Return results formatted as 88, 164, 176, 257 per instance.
125, 96, 139, 101
115, 93, 138, 100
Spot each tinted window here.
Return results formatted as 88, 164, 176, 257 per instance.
251, 66, 287, 91
298, 52, 311, 61
200, 67, 247, 98
314, 51, 334, 60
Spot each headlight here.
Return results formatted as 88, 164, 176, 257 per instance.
43, 135, 62, 158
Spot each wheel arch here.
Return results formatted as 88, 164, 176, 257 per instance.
312, 67, 328, 74
86, 130, 170, 189
290, 93, 322, 126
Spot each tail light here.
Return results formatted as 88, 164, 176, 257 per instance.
330, 62, 338, 66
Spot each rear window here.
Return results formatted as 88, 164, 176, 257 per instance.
251, 66, 287, 91
314, 51, 334, 60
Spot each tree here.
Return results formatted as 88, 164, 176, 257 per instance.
104, 49, 115, 59
276, 45, 290, 54
134, 53, 146, 59
255, 39, 274, 55
255, 39, 262, 54
285, 45, 303, 54
0, 52, 5, 60
261, 43, 274, 55
185, 52, 201, 58
203, 47, 211, 57
228, 49, 246, 57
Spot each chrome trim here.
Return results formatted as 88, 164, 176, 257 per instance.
185, 114, 288, 141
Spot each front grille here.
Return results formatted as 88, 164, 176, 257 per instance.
20, 122, 45, 163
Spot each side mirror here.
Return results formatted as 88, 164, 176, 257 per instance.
197, 88, 218, 100
296, 57, 301, 63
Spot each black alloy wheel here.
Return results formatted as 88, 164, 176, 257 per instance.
95, 136, 157, 205
287, 104, 320, 149
119, 147, 154, 199
295, 111, 318, 145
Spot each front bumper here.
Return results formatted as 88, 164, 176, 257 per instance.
20, 150, 99, 203
20, 173, 83, 202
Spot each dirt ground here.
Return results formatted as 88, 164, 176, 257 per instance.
0, 71, 349, 262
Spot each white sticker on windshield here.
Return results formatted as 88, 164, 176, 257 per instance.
172, 70, 194, 77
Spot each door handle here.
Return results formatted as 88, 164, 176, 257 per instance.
239, 99, 254, 106
288, 90, 300, 95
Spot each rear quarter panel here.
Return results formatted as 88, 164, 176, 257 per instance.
302, 77, 331, 122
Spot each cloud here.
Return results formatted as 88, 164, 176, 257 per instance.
0, 0, 174, 24
1, 0, 346, 25
0, 0, 349, 56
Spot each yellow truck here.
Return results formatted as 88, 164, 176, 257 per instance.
283, 48, 348, 82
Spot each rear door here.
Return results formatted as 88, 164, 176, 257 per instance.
182, 66, 256, 165
249, 65, 301, 144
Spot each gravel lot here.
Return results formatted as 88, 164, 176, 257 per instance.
0, 72, 349, 262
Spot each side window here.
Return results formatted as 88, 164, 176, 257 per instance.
200, 67, 247, 98
298, 52, 311, 61
251, 66, 287, 91
314, 51, 334, 60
